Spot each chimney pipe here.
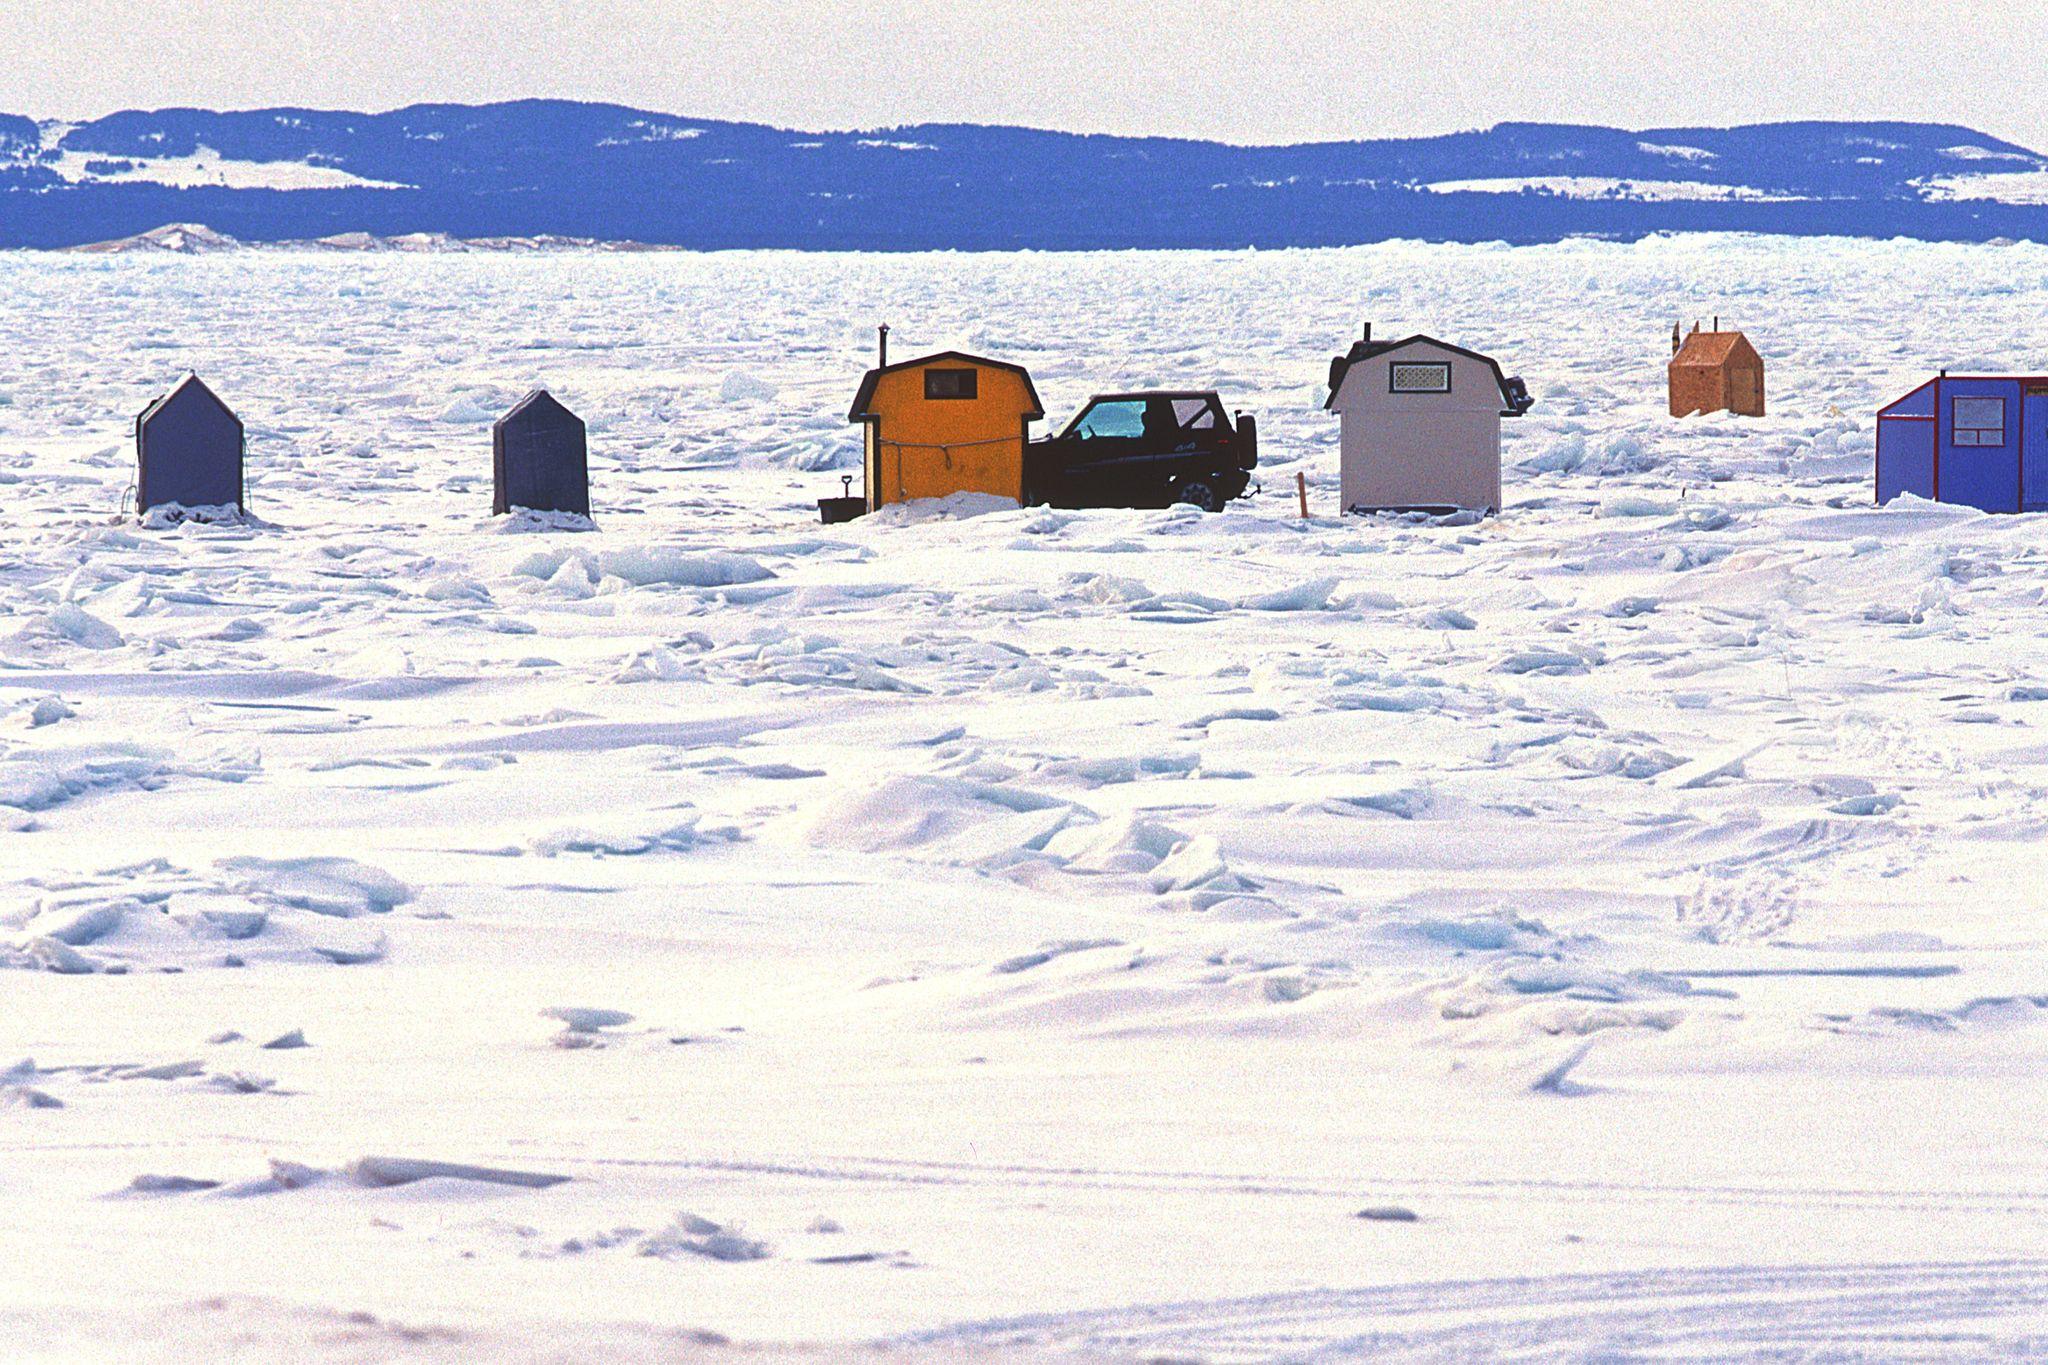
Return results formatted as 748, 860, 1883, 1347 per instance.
878, 324, 890, 369
1714, 315, 1720, 332
1362, 321, 1372, 344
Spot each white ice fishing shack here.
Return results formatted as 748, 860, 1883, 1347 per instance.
1325, 326, 1533, 516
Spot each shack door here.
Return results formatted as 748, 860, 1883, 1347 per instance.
2026, 390, 2048, 512
1732, 367, 1763, 416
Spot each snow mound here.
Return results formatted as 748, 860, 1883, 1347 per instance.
527, 814, 718, 857
137, 503, 246, 529
638, 1212, 771, 1262
3, 876, 393, 974
7, 696, 74, 729
491, 508, 597, 534
718, 371, 778, 403
594, 548, 776, 588
511, 546, 773, 587
1038, 813, 1258, 902
0, 743, 170, 813
215, 856, 413, 917
805, 774, 1079, 870
543, 1007, 635, 1034
4, 605, 124, 653
1241, 576, 1338, 612
863, 493, 1020, 525
1042, 813, 1190, 874
136, 1156, 571, 1196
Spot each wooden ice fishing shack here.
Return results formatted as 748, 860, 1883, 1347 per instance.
1669, 321, 1765, 418
847, 344, 1045, 511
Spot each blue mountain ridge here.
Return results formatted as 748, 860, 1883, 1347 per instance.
4, 100, 2047, 249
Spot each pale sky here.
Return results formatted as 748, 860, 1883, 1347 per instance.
7, 0, 2048, 152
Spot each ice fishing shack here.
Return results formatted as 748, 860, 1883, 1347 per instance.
1876, 372, 2048, 514
1324, 326, 1532, 516
1669, 320, 1764, 418
846, 333, 1044, 512
493, 389, 590, 517
134, 373, 245, 515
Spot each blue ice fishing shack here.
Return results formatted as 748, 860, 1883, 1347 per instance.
1876, 373, 2048, 513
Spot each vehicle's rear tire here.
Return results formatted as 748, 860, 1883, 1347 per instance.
1173, 478, 1222, 513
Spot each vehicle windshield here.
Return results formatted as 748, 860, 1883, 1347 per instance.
1072, 400, 1147, 439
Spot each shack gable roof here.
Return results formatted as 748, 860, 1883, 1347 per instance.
1879, 374, 2048, 418
138, 372, 241, 432
497, 388, 582, 431
1671, 331, 1761, 369
1326, 334, 1532, 416
848, 351, 1045, 423
1878, 377, 1937, 418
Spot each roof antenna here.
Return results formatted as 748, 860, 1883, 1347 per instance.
878, 324, 890, 369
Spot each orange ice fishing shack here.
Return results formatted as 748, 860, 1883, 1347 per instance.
846, 329, 1045, 511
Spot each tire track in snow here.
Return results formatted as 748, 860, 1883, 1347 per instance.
898, 1259, 2048, 1360
554, 1151, 2048, 1217
18, 1141, 2048, 1219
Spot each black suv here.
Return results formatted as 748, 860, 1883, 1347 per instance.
1028, 392, 1257, 512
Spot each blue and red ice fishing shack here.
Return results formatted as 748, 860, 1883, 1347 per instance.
1876, 373, 2048, 513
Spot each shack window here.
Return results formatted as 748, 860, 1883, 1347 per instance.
1391, 362, 1451, 394
925, 369, 978, 400
1954, 396, 2006, 447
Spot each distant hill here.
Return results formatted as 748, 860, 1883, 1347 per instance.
7, 101, 2048, 250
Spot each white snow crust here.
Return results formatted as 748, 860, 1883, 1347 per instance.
1918, 169, 2048, 204
43, 146, 413, 191
3, 235, 2048, 1359
1423, 175, 1805, 202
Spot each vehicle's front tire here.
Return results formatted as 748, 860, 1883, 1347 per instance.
1172, 478, 1222, 513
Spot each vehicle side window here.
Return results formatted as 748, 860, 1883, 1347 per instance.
1074, 401, 1147, 439
1172, 398, 1217, 430
925, 369, 978, 400
1953, 396, 2005, 447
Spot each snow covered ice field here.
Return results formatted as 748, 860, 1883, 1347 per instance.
6, 235, 2048, 1361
